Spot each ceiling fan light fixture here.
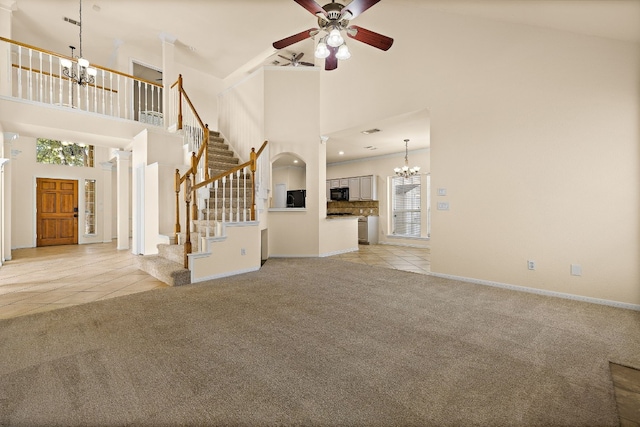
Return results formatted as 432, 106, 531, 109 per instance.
326, 28, 344, 47
314, 40, 330, 59
336, 43, 351, 60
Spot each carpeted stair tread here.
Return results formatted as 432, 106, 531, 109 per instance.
134, 255, 190, 286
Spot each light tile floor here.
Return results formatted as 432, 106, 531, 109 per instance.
0, 242, 430, 320
0, 242, 168, 320
333, 243, 431, 275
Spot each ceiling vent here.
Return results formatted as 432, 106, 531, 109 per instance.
64, 17, 81, 26
361, 128, 380, 135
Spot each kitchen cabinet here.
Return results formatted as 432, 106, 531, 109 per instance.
358, 215, 379, 244
327, 175, 377, 200
360, 175, 375, 200
348, 177, 360, 201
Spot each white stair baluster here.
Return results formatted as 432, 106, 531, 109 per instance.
214, 180, 219, 225
221, 176, 226, 224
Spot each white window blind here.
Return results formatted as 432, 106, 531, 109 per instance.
392, 175, 421, 237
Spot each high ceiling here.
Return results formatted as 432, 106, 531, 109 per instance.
7, 0, 640, 162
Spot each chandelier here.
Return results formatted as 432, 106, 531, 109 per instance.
394, 139, 421, 178
60, 0, 96, 86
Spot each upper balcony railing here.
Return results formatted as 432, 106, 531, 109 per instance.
0, 36, 163, 125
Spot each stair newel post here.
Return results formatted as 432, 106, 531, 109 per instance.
204, 124, 210, 180
174, 169, 181, 242
250, 147, 257, 221
190, 152, 198, 221
177, 74, 183, 130
184, 175, 192, 268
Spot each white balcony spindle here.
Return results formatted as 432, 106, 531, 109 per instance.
58, 59, 62, 105
27, 49, 33, 101
48, 53, 53, 104
38, 51, 43, 102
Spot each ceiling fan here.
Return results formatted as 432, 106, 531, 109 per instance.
276, 52, 315, 67
273, 0, 393, 71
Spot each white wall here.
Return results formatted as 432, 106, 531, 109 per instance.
320, 7, 640, 305
272, 165, 306, 192
264, 68, 322, 256
10, 136, 114, 248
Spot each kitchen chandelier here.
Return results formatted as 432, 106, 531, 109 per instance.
394, 139, 421, 178
60, 0, 96, 86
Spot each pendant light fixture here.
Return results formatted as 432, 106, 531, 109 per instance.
60, 0, 96, 86
394, 139, 421, 178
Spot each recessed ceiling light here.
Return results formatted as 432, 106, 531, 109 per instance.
338, 151, 345, 155
293, 159, 298, 163
361, 128, 381, 135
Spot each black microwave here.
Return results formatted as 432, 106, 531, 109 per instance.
330, 187, 349, 201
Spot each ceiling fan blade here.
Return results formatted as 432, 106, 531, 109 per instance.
296, 52, 305, 60
294, 0, 328, 18
325, 46, 338, 71
343, 0, 381, 19
278, 55, 291, 61
300, 62, 315, 66
273, 28, 317, 49
346, 25, 394, 51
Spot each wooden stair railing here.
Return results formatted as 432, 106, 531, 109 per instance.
171, 74, 268, 268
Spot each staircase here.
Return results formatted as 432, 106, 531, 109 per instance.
136, 130, 252, 286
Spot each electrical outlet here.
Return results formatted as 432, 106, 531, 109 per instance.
527, 260, 536, 270
241, 248, 246, 256
437, 202, 449, 211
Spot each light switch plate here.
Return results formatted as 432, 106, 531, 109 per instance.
571, 264, 582, 276
438, 188, 447, 196
437, 202, 449, 210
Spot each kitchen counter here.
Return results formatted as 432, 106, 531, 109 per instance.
326, 214, 358, 220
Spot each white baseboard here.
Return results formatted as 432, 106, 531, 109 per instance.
191, 266, 260, 283
319, 247, 359, 257
429, 272, 640, 312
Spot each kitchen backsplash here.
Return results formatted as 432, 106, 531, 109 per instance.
327, 200, 379, 216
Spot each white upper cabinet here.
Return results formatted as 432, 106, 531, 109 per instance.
348, 177, 360, 201
360, 175, 375, 200
327, 175, 377, 201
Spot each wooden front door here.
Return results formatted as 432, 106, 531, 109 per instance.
36, 178, 78, 247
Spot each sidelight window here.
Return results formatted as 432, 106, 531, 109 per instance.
84, 179, 96, 235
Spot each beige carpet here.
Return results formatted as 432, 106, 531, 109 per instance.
0, 257, 638, 426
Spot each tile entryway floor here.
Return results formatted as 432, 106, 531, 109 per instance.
0, 242, 168, 320
0, 242, 430, 320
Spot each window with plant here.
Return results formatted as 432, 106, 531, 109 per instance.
36, 138, 94, 167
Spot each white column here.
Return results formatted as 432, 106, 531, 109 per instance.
100, 161, 114, 243
114, 150, 131, 250
160, 32, 177, 129
0, 158, 10, 263
1, 131, 16, 261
